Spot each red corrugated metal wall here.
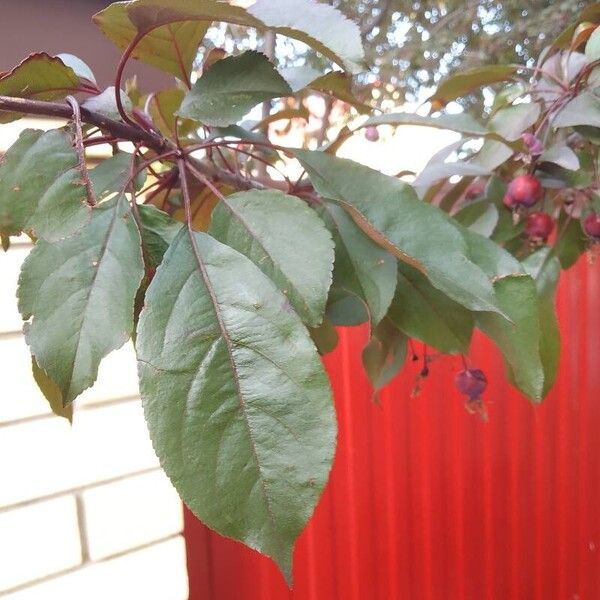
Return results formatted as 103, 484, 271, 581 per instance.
185, 257, 600, 600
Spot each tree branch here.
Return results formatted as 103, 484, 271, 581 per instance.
0, 95, 277, 194
0, 95, 167, 153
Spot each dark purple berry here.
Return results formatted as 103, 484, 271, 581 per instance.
583, 213, 600, 240
507, 174, 544, 208
455, 368, 487, 399
525, 212, 554, 242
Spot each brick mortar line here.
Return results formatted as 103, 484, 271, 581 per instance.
0, 330, 23, 341
0, 532, 184, 597
0, 466, 162, 514
0, 393, 142, 429
75, 493, 91, 564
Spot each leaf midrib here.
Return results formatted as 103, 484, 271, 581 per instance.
63, 202, 122, 401
186, 230, 279, 531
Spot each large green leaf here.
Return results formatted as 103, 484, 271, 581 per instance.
522, 248, 561, 397
209, 190, 334, 326
93, 1, 209, 81
178, 51, 291, 127
94, 0, 364, 75
136, 229, 335, 582
388, 262, 474, 354
317, 200, 396, 325
18, 195, 144, 404
463, 230, 545, 401
0, 129, 90, 241
362, 317, 407, 392
0, 53, 81, 123
427, 65, 519, 107
294, 150, 504, 316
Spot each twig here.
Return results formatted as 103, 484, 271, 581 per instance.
66, 95, 96, 206
114, 32, 146, 126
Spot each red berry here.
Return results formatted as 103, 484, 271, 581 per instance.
365, 126, 379, 142
455, 369, 487, 399
465, 182, 485, 200
583, 213, 600, 240
521, 132, 544, 156
507, 174, 544, 208
525, 212, 554, 241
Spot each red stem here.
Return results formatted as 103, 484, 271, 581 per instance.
114, 32, 146, 126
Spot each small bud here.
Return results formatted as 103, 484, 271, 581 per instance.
521, 132, 544, 156
365, 126, 379, 142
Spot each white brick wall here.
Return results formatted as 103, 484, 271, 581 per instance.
0, 242, 188, 597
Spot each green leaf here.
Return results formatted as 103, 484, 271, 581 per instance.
428, 65, 519, 107
136, 229, 335, 583
294, 150, 505, 316
362, 317, 407, 392
83, 87, 133, 120
209, 190, 334, 327
326, 288, 369, 326
88, 152, 140, 201
453, 200, 499, 238
388, 262, 474, 354
31, 357, 73, 423
554, 93, 600, 128
463, 230, 545, 401
488, 103, 541, 141
317, 200, 396, 325
147, 89, 196, 138
308, 317, 339, 355
471, 104, 540, 171
137, 205, 183, 269
0, 129, 90, 241
93, 2, 209, 81
307, 71, 371, 114
178, 51, 291, 127
540, 144, 580, 170
94, 0, 365, 75
522, 248, 561, 397
18, 195, 144, 404
0, 53, 81, 123
556, 211, 587, 269
585, 25, 600, 62
56, 53, 96, 85
358, 112, 496, 139
413, 161, 490, 192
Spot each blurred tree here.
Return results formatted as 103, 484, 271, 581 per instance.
199, 1, 583, 110
332, 0, 584, 104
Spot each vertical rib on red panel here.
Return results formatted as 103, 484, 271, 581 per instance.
185, 258, 600, 600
